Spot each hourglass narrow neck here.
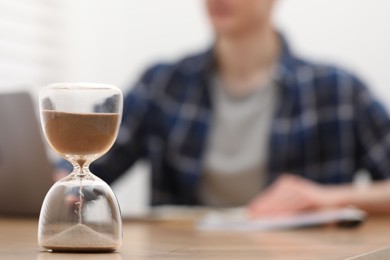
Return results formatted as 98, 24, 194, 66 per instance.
71, 159, 92, 177
65, 153, 100, 177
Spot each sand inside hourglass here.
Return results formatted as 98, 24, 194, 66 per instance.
41, 111, 120, 251
42, 111, 120, 160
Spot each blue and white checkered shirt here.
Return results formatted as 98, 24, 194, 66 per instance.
86, 36, 390, 205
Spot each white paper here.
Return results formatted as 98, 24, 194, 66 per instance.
197, 207, 366, 231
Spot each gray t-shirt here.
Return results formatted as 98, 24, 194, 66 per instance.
199, 77, 277, 207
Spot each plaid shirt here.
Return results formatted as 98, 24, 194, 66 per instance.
88, 36, 390, 205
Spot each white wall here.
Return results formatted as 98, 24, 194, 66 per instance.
60, 0, 211, 89
61, 0, 390, 104
274, 0, 390, 103
0, 0, 66, 92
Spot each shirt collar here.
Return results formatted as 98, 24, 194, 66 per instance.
273, 33, 300, 89
193, 32, 299, 89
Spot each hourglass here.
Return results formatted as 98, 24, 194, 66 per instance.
38, 83, 123, 252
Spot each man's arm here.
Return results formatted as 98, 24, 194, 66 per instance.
56, 67, 157, 183
249, 76, 390, 217
91, 69, 159, 183
248, 174, 390, 217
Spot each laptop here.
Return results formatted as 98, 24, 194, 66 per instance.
0, 92, 53, 216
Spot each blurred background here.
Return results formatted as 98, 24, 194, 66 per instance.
1, 0, 389, 216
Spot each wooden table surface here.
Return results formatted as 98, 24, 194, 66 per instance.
1, 216, 390, 260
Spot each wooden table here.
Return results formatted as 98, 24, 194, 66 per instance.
1, 217, 390, 260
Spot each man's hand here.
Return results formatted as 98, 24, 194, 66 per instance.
248, 174, 343, 218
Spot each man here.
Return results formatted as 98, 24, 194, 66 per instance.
60, 0, 390, 216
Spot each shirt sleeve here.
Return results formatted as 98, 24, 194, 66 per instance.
56, 67, 157, 184
353, 76, 390, 180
